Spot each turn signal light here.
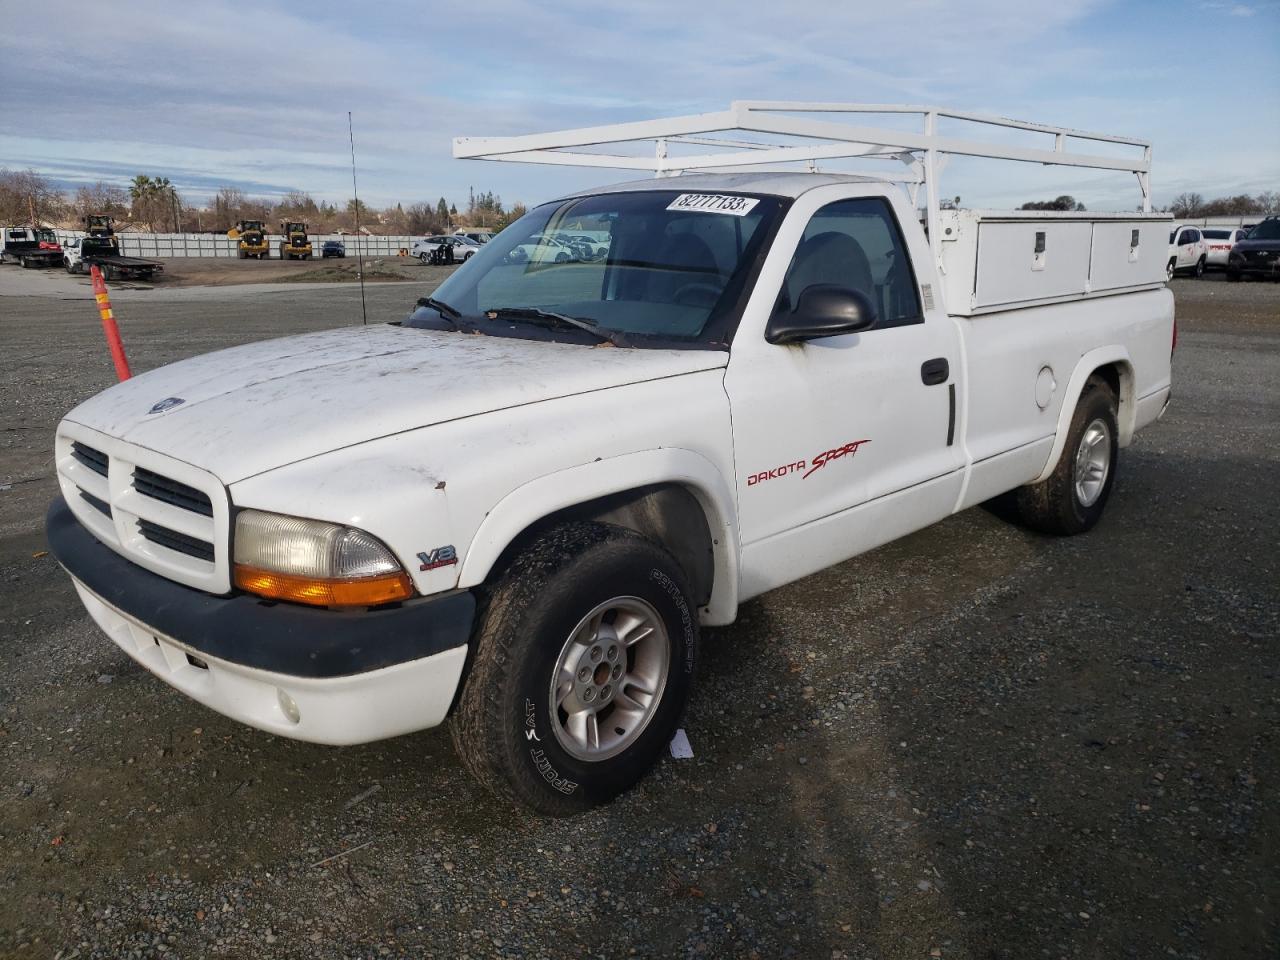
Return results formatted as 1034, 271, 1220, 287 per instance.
234, 565, 414, 608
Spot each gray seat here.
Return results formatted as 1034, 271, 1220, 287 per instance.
784, 231, 873, 311
648, 232, 720, 304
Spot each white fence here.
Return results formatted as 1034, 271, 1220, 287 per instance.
52, 231, 424, 259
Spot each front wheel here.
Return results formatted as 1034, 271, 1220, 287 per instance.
451, 522, 698, 816
1012, 375, 1118, 535
419, 253, 430, 263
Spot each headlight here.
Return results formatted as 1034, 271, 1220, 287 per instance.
233, 509, 413, 607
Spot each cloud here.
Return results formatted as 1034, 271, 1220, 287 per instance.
0, 0, 1275, 210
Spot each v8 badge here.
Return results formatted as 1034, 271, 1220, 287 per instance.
417, 545, 458, 571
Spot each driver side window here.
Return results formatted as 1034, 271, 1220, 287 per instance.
778, 197, 922, 329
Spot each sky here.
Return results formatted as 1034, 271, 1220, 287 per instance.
1, 0, 1277, 215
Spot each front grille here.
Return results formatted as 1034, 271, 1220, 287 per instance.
133, 467, 213, 517
137, 519, 215, 563
79, 489, 112, 517
58, 427, 229, 592
71, 441, 109, 477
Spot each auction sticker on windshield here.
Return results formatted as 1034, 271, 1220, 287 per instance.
666, 194, 760, 217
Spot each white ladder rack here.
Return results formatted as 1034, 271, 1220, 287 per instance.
454, 101, 1155, 271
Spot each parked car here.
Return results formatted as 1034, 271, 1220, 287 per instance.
1166, 224, 1208, 279
563, 234, 610, 260
1201, 227, 1249, 271
413, 235, 478, 263
321, 240, 346, 259
1226, 216, 1280, 281
503, 232, 581, 264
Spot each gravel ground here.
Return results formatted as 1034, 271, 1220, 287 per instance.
0, 271, 1277, 959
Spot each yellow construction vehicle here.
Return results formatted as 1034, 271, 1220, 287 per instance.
278, 220, 312, 260
228, 219, 269, 259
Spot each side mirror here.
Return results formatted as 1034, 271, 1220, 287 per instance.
766, 284, 878, 345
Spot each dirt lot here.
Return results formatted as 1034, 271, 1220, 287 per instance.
155, 256, 442, 287
0, 272, 1277, 959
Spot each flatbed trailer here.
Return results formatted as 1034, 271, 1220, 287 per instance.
1, 227, 64, 268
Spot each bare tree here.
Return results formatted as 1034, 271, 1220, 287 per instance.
1170, 192, 1204, 218
72, 181, 130, 221
213, 186, 248, 229
405, 201, 440, 235
0, 167, 65, 225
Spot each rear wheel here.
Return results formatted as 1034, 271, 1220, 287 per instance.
1194, 256, 1206, 278
1013, 375, 1118, 535
451, 522, 698, 816
1166, 258, 1177, 281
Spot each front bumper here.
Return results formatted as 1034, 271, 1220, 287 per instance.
46, 497, 474, 744
1229, 253, 1280, 277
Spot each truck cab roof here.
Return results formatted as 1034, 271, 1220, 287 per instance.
560, 171, 887, 203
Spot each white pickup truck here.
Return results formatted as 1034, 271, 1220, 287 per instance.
47, 103, 1174, 815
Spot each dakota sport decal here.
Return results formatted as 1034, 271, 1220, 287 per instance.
747, 439, 871, 487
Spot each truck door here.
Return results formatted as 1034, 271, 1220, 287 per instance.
724, 192, 965, 596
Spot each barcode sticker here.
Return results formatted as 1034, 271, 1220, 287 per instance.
666, 194, 760, 217
921, 283, 935, 311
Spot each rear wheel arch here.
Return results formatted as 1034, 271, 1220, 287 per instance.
1090, 360, 1135, 442
1033, 351, 1134, 484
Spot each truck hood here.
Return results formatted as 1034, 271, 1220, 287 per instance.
64, 324, 727, 483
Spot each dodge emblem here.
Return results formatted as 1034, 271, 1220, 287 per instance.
148, 397, 186, 415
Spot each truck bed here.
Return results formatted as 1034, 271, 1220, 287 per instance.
1, 246, 63, 268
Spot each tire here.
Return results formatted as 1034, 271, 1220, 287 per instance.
419, 253, 430, 263
1013, 375, 1118, 536
64, 258, 74, 274
1227, 270, 1240, 282
463, 251, 473, 261
1194, 256, 1206, 279
451, 522, 698, 816
1166, 258, 1177, 281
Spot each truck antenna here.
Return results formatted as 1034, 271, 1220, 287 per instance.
348, 111, 368, 327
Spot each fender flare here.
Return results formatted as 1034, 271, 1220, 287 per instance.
457, 448, 741, 625
1033, 346, 1135, 484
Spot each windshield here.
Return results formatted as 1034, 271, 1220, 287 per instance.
414, 190, 784, 347
1246, 219, 1280, 240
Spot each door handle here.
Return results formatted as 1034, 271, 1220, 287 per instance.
920, 357, 949, 386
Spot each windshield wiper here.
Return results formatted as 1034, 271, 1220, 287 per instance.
483, 307, 628, 347
417, 296, 463, 325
